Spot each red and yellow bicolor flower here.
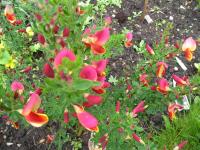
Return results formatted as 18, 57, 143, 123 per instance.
18, 93, 48, 127
156, 78, 170, 94
4, 5, 16, 23
156, 62, 168, 78
73, 105, 99, 132
182, 37, 196, 61
168, 103, 184, 120
172, 74, 189, 86
124, 32, 133, 48
132, 101, 147, 117
82, 27, 110, 54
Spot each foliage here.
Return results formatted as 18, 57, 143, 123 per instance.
153, 102, 200, 149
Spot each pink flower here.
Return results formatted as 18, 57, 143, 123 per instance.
157, 78, 170, 94
18, 93, 48, 127
54, 49, 76, 68
11, 81, 24, 95
43, 63, 54, 78
124, 32, 133, 48
168, 103, 184, 120
83, 94, 102, 107
182, 37, 196, 52
172, 74, 189, 86
82, 28, 110, 54
132, 133, 145, 145
132, 101, 146, 117
146, 43, 155, 55
73, 105, 99, 132
173, 140, 188, 150
79, 65, 97, 81
92, 59, 108, 75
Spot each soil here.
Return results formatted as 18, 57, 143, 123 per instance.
1, 0, 199, 150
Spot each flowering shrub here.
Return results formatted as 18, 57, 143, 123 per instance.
0, 0, 199, 150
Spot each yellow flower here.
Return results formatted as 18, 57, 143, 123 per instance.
26, 27, 34, 37
5, 57, 16, 69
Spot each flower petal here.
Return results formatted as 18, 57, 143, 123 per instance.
25, 111, 48, 127
94, 28, 110, 45
182, 37, 196, 52
11, 81, 24, 94
22, 93, 41, 116
54, 49, 76, 68
80, 66, 97, 81
90, 44, 106, 55
83, 94, 102, 107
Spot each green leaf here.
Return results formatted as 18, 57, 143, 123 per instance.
0, 51, 11, 65
72, 79, 100, 91
162, 115, 171, 129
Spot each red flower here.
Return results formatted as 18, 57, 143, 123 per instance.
172, 74, 189, 86
139, 73, 149, 86
18, 93, 48, 127
132, 133, 145, 145
82, 28, 110, 54
63, 27, 70, 37
146, 43, 155, 55
115, 101, 120, 113
98, 134, 109, 150
156, 62, 168, 78
43, 63, 54, 78
20, 66, 32, 74
64, 109, 69, 124
168, 103, 184, 120
124, 32, 133, 48
73, 105, 99, 132
37, 34, 46, 45
157, 78, 170, 94
173, 140, 188, 150
83, 94, 102, 107
4, 5, 16, 23
132, 101, 146, 117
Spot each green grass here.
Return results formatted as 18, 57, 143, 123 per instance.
153, 102, 200, 150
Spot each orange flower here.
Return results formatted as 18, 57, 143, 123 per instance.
168, 103, 184, 120
156, 62, 168, 78
82, 28, 110, 54
18, 93, 48, 127
4, 5, 16, 23
182, 37, 196, 61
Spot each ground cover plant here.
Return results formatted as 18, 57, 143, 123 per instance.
0, 0, 199, 150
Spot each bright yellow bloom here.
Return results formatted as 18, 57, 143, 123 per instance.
26, 27, 34, 37
5, 57, 16, 69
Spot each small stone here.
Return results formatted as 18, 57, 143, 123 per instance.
17, 144, 21, 147
6, 142, 13, 146
169, 16, 173, 21
39, 139, 45, 144
112, 14, 115, 18
174, 67, 178, 71
3, 135, 6, 139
